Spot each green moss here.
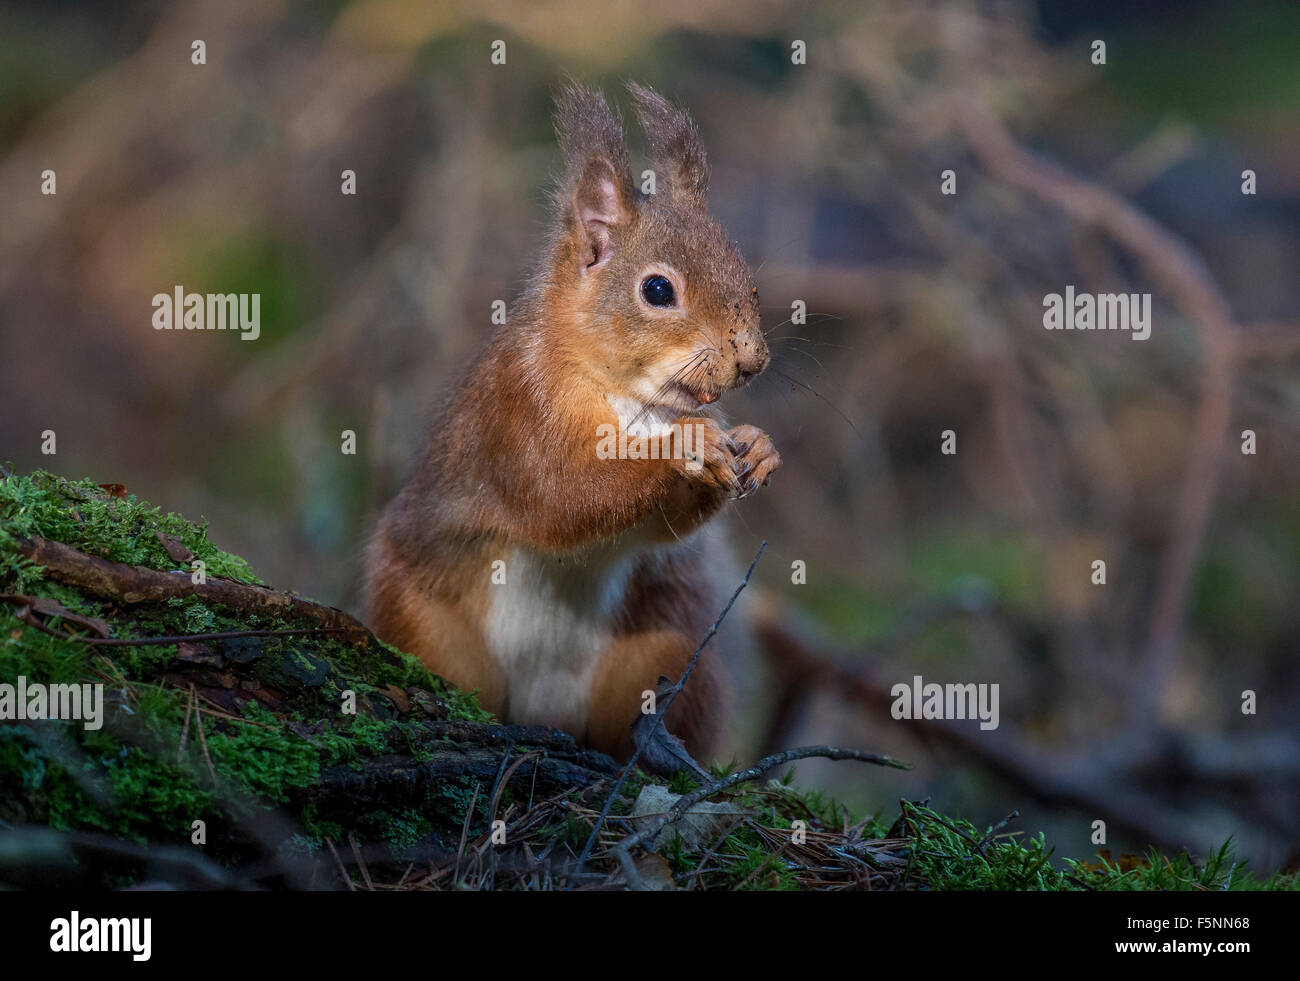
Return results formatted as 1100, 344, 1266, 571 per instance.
0, 467, 491, 873
895, 803, 1063, 889
0, 469, 259, 585
897, 803, 1297, 892
720, 840, 802, 891
203, 703, 322, 803
667, 771, 700, 796
1066, 839, 1298, 892
374, 808, 436, 858
0, 723, 216, 842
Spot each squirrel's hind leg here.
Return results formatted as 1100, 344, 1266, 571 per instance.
364, 533, 507, 717
586, 627, 730, 762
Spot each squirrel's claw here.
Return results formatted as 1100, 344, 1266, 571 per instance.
726, 425, 781, 499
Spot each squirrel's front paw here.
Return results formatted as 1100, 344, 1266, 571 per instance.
726, 424, 781, 499
676, 419, 743, 499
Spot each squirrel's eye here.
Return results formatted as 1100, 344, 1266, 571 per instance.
641, 275, 676, 307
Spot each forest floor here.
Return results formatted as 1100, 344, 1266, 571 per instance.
0, 469, 1291, 891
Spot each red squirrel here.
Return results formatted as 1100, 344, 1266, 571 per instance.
364, 82, 779, 760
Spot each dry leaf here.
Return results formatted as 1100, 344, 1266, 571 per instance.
629, 784, 751, 853
629, 676, 711, 780
155, 530, 194, 563
632, 853, 678, 891
0, 594, 111, 637
381, 684, 411, 714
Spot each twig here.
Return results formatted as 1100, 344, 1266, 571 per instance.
397, 862, 414, 888
977, 809, 1021, 855
687, 817, 746, 891
490, 749, 541, 828
657, 540, 769, 725
571, 540, 767, 880
325, 837, 355, 891
192, 686, 217, 786
917, 807, 981, 851
486, 741, 516, 825
177, 684, 195, 765
612, 744, 909, 890
347, 833, 374, 891
453, 782, 480, 886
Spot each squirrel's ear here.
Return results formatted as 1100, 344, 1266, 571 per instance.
628, 82, 708, 209
554, 83, 635, 272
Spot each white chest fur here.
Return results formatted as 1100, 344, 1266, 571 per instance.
484, 542, 645, 734
607, 394, 685, 439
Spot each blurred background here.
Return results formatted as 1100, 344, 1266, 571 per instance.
1, 0, 1297, 872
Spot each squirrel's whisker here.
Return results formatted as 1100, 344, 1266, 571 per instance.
769, 366, 862, 438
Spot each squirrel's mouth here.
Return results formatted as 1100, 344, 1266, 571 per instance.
672, 382, 719, 408
682, 384, 719, 405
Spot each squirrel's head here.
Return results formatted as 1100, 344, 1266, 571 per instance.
544, 82, 768, 416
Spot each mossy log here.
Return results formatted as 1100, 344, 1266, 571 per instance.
0, 470, 621, 889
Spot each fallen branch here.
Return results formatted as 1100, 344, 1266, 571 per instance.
954, 100, 1238, 724
14, 535, 374, 646
756, 617, 1222, 853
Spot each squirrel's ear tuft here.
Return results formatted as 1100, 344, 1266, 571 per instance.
554, 82, 635, 272
628, 82, 708, 209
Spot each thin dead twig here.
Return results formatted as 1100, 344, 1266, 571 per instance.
613, 745, 909, 891
572, 540, 768, 880
325, 838, 355, 892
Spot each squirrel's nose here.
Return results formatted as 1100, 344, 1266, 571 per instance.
731, 322, 769, 385
735, 346, 769, 385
